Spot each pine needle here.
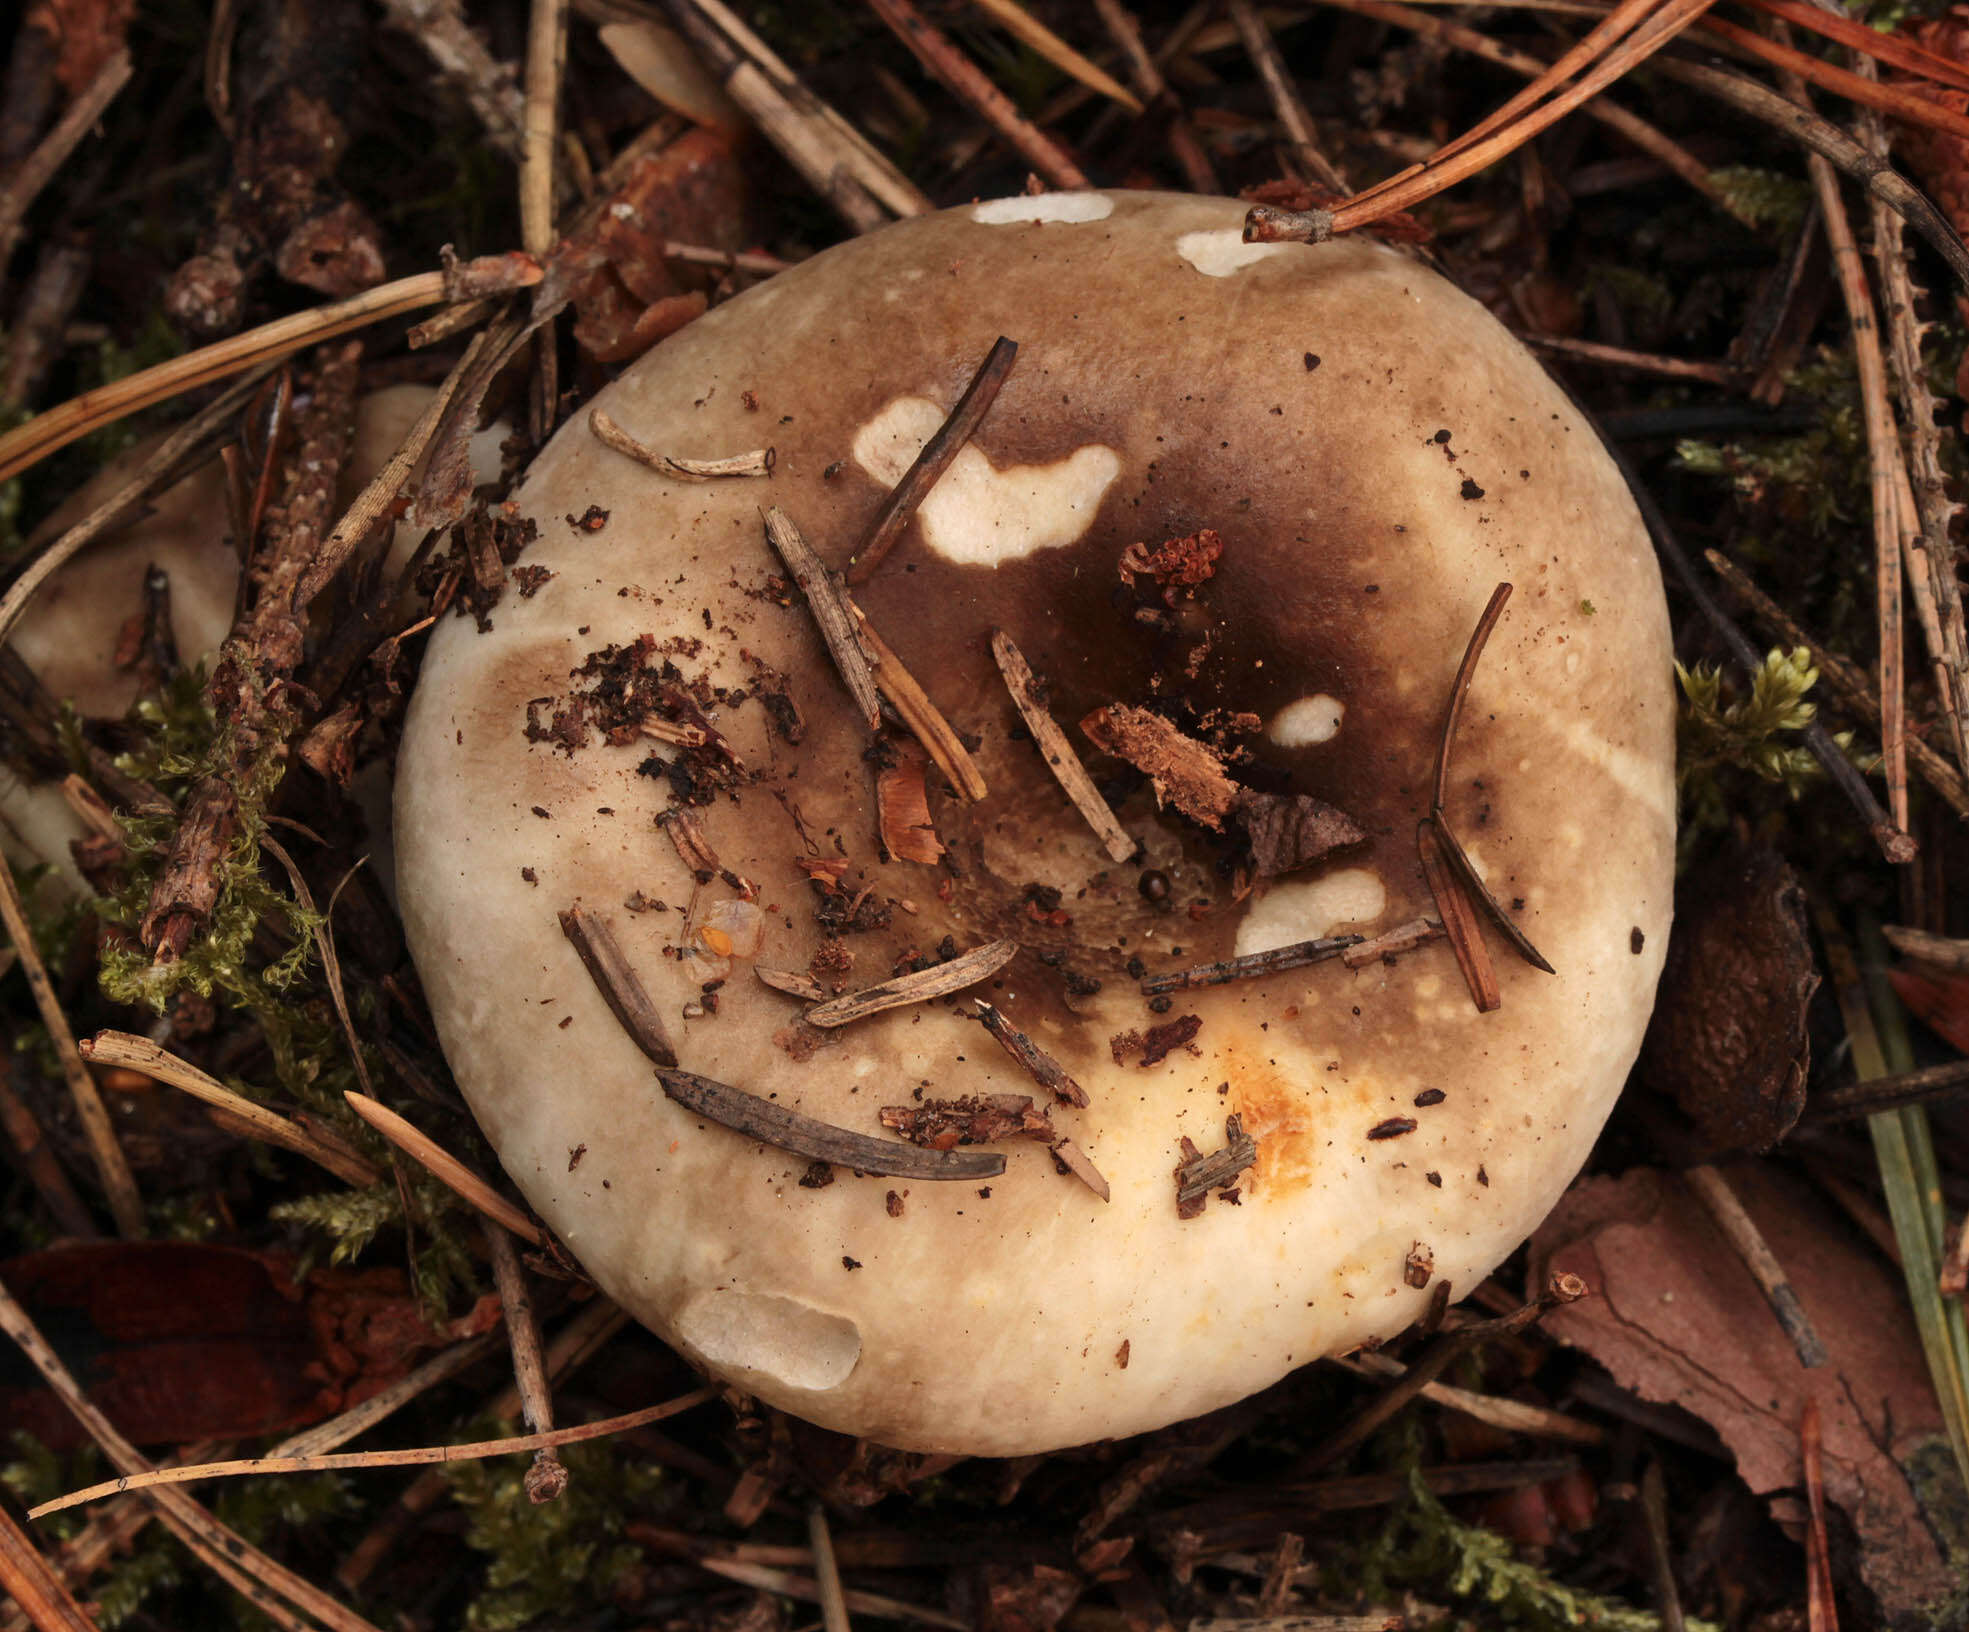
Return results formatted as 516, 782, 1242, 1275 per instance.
1818, 910, 1969, 1492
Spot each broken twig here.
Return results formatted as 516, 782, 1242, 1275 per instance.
847, 335, 1018, 583
976, 1000, 1087, 1106
1141, 935, 1363, 995
763, 506, 881, 729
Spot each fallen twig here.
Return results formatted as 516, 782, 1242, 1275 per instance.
1295, 1273, 1588, 1472
847, 336, 1017, 584
1229, 0, 1348, 192
1706, 550, 1969, 820
485, 1222, 568, 1503
1140, 935, 1363, 994
1654, 56, 1969, 293
0, 49, 132, 269
1685, 1163, 1828, 1367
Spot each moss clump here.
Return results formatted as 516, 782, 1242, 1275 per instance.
1706, 166, 1813, 236
1352, 1466, 1718, 1631
1675, 646, 1859, 849
444, 1438, 662, 1630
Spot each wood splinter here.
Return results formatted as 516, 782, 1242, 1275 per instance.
1341, 916, 1446, 968
1141, 934, 1363, 995
991, 629, 1134, 864
763, 505, 882, 730
847, 334, 1019, 584
590, 407, 774, 481
806, 939, 1020, 1027
976, 1000, 1088, 1106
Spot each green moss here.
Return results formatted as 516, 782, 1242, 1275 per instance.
1676, 646, 1860, 844
1350, 1465, 1717, 1631
444, 1438, 662, 1629
1706, 167, 1812, 236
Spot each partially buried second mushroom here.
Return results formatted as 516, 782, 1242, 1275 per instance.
395, 190, 1674, 1455
0, 386, 505, 896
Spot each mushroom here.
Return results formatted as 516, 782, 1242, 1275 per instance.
0, 386, 505, 893
395, 191, 1674, 1455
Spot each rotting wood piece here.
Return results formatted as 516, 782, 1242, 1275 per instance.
805, 939, 1019, 1027
559, 906, 679, 1068
659, 1067, 1004, 1180
880, 1093, 1054, 1149
1140, 935, 1363, 996
763, 505, 882, 730
991, 629, 1134, 863
1081, 702, 1239, 829
976, 1000, 1088, 1106
1236, 788, 1368, 877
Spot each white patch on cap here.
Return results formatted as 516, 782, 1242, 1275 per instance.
675, 1289, 861, 1393
852, 396, 1120, 568
972, 193, 1114, 225
1269, 694, 1344, 747
1234, 868, 1386, 958
1177, 230, 1292, 277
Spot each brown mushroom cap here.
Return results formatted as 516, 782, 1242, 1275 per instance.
395, 191, 1674, 1455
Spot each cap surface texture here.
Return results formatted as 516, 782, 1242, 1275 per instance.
396, 191, 1674, 1455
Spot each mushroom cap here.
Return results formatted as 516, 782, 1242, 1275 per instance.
13, 384, 500, 720
1, 387, 503, 891
395, 191, 1674, 1456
